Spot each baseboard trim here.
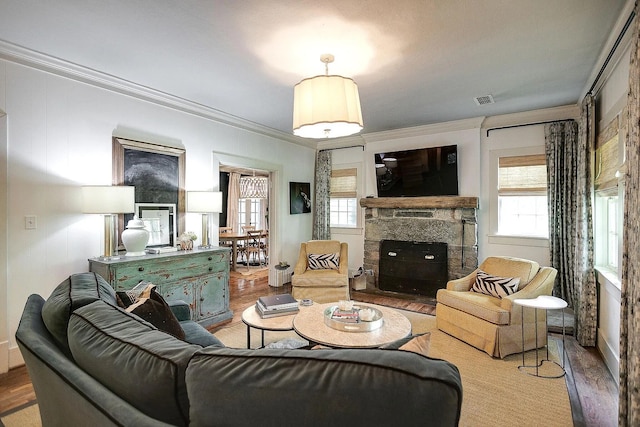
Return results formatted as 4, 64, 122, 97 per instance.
597, 328, 620, 384
8, 345, 24, 370
0, 340, 8, 374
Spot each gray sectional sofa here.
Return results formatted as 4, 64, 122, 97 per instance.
16, 272, 463, 426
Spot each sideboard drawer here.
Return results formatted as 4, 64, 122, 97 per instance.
111, 252, 226, 290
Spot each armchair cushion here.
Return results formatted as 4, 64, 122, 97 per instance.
471, 270, 520, 298
307, 253, 340, 270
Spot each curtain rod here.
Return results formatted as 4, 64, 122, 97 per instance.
587, 8, 635, 95
319, 145, 365, 152
485, 120, 563, 137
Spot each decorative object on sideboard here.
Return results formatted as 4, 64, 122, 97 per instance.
121, 216, 150, 256
178, 231, 197, 250
293, 53, 363, 139
82, 185, 135, 260
186, 191, 223, 249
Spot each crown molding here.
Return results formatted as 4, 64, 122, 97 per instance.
0, 39, 313, 147
481, 104, 580, 132
360, 117, 486, 144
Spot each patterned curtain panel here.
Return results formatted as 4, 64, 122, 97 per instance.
545, 118, 596, 346
620, 5, 640, 424
312, 150, 331, 240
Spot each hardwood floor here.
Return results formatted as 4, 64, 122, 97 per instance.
0, 268, 619, 426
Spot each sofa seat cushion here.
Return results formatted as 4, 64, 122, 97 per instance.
42, 272, 118, 354
68, 300, 201, 427
436, 288, 510, 325
292, 269, 348, 288
179, 321, 225, 348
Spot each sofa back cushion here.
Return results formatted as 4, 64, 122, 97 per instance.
68, 300, 201, 427
480, 256, 540, 287
186, 347, 462, 426
42, 272, 118, 355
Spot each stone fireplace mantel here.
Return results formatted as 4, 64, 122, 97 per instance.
360, 196, 479, 295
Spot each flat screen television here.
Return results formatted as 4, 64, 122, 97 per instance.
374, 145, 459, 197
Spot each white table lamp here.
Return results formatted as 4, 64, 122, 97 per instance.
82, 185, 135, 259
187, 191, 223, 249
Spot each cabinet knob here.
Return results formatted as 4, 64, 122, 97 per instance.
138, 267, 144, 272
200, 297, 205, 302
208, 267, 213, 272
208, 256, 213, 261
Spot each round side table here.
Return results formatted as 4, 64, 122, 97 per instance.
241, 305, 297, 349
514, 295, 568, 378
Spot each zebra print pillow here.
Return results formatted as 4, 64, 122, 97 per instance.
471, 270, 520, 298
308, 253, 340, 270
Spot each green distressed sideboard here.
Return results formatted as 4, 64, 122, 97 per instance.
89, 247, 233, 328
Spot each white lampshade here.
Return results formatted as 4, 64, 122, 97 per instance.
293, 74, 363, 139
187, 191, 223, 213
82, 186, 135, 214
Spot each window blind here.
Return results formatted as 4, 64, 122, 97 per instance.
330, 168, 357, 198
595, 117, 621, 191
498, 154, 547, 195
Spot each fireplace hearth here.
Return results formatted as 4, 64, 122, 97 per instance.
360, 196, 479, 294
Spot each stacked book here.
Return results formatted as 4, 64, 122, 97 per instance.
256, 293, 299, 318
331, 309, 359, 323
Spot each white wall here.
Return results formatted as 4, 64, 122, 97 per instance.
0, 59, 315, 370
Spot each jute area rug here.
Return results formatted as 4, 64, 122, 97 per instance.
215, 310, 573, 427
0, 402, 40, 427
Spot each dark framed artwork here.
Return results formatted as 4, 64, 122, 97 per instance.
113, 137, 185, 247
290, 182, 311, 214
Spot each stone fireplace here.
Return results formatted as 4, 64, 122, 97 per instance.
360, 196, 479, 295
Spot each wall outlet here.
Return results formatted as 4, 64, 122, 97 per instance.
364, 269, 374, 276
25, 215, 37, 229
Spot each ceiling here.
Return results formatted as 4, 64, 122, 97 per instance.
0, 0, 630, 138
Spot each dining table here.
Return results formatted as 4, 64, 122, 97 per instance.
219, 231, 267, 271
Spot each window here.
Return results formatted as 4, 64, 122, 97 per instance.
497, 154, 549, 238
594, 118, 623, 273
238, 198, 266, 229
330, 168, 357, 228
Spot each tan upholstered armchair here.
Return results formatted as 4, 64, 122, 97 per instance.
436, 256, 557, 358
291, 240, 349, 303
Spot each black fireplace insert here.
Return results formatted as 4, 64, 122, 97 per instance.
378, 240, 448, 298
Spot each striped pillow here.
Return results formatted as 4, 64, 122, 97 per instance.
308, 253, 340, 270
471, 270, 520, 298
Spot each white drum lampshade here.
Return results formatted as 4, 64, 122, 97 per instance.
293, 54, 363, 139
82, 186, 135, 259
187, 191, 223, 249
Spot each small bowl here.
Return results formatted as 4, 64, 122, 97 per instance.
359, 308, 376, 321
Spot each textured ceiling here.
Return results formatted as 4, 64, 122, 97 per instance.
0, 0, 630, 137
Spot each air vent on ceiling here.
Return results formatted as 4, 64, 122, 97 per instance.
474, 95, 495, 106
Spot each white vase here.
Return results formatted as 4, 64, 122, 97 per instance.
122, 216, 149, 256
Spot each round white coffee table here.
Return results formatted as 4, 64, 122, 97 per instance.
514, 295, 568, 378
241, 305, 299, 349
292, 302, 412, 348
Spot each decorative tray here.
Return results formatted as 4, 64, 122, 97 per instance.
323, 305, 384, 332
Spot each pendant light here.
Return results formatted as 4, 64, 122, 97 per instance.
293, 54, 363, 139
